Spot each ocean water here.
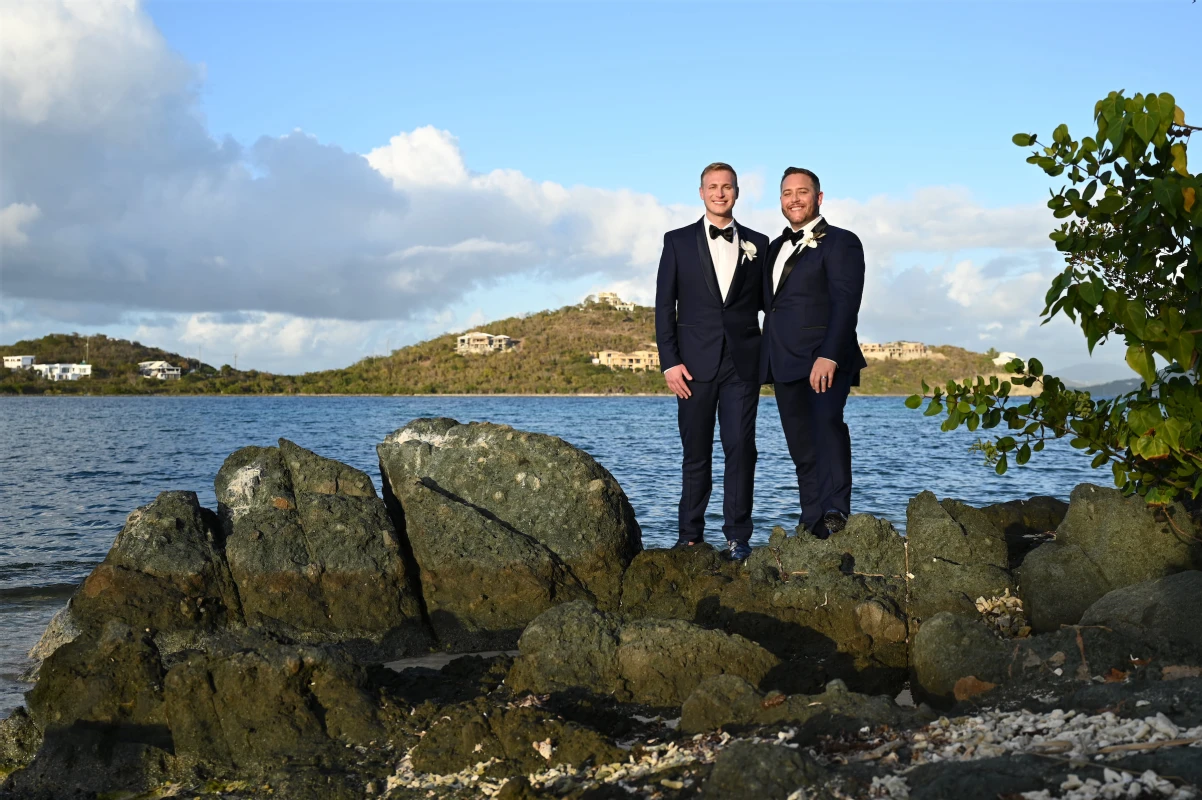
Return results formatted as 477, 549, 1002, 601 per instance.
0, 395, 1102, 716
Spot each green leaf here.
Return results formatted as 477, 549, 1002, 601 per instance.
1133, 112, 1156, 143
1125, 344, 1156, 384
995, 453, 1008, 476
1012, 133, 1034, 146
924, 401, 943, 417
1091, 452, 1109, 468
1017, 443, 1032, 465
1171, 143, 1188, 176
920, 379, 930, 394
1027, 358, 1044, 377
905, 394, 923, 409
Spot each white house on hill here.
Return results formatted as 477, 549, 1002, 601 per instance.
139, 360, 182, 379
3, 355, 35, 370
32, 363, 91, 381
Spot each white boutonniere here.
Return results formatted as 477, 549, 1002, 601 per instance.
799, 230, 826, 250
739, 240, 757, 263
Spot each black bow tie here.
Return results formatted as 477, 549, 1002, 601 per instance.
784, 227, 805, 246
709, 224, 734, 243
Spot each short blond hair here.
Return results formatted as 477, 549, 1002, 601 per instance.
700, 162, 738, 188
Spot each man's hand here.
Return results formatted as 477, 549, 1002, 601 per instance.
665, 364, 693, 399
809, 357, 837, 393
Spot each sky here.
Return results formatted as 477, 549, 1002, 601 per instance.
0, 0, 1198, 380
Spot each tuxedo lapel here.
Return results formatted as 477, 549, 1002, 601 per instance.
693, 221, 723, 305
723, 224, 749, 307
765, 236, 785, 304
773, 218, 828, 300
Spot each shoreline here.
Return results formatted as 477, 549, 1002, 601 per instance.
0, 392, 916, 399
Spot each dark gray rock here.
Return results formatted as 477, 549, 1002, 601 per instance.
702, 740, 826, 800
1080, 570, 1202, 657
394, 476, 589, 650
976, 495, 1067, 568
70, 491, 242, 652
1019, 484, 1202, 632
680, 674, 912, 735
163, 638, 384, 770
507, 600, 779, 706
215, 438, 430, 660
377, 418, 641, 615
1016, 542, 1109, 633
910, 612, 1008, 701
906, 492, 1015, 623
619, 544, 738, 624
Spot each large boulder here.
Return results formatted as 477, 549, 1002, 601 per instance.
619, 544, 738, 624
1080, 571, 1202, 658
163, 639, 385, 770
71, 491, 243, 651
906, 492, 1015, 624
506, 600, 778, 706
393, 477, 589, 649
0, 708, 40, 775
1019, 484, 1202, 632
215, 438, 430, 659
377, 418, 641, 623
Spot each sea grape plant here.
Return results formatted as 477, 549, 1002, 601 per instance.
907, 91, 1201, 506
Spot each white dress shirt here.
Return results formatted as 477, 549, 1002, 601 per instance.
704, 215, 739, 302
771, 215, 837, 367
772, 214, 823, 294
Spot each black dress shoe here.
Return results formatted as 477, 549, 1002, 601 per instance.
724, 540, 752, 562
672, 539, 702, 550
822, 510, 848, 534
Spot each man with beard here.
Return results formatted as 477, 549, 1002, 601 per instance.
760, 167, 867, 539
655, 162, 769, 561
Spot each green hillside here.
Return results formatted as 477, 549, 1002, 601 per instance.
1, 305, 1004, 396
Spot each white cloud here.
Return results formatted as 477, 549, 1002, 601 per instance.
0, 202, 40, 246
365, 126, 468, 187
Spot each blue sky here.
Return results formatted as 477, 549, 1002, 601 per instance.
1, 0, 1197, 378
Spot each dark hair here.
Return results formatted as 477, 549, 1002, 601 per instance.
781, 167, 820, 194
700, 162, 738, 188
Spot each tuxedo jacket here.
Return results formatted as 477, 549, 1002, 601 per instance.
655, 219, 770, 384
759, 219, 868, 385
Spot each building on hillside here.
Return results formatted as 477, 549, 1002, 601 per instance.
139, 360, 182, 379
590, 292, 636, 312
592, 346, 661, 372
992, 351, 1018, 366
3, 355, 35, 370
32, 363, 91, 381
860, 341, 930, 361
455, 332, 518, 355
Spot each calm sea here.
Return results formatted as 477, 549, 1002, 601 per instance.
0, 396, 1101, 715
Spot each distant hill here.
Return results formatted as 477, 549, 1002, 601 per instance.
1, 306, 1012, 396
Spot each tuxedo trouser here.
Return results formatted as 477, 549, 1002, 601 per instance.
676, 343, 760, 544
774, 370, 853, 536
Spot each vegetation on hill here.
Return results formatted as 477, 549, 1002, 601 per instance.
3, 306, 1003, 397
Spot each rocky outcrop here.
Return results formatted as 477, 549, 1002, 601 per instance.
215, 438, 430, 659
164, 639, 385, 770
906, 492, 1014, 624
1019, 484, 1201, 632
909, 612, 1010, 701
377, 419, 641, 629
506, 600, 779, 706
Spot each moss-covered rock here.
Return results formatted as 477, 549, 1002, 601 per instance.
1080, 571, 1202, 658
215, 438, 430, 659
702, 740, 826, 800
377, 418, 641, 619
1019, 484, 1202, 632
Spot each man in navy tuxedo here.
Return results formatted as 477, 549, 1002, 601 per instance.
655, 163, 770, 561
760, 167, 867, 539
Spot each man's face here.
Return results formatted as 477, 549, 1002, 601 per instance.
699, 169, 738, 219
780, 173, 822, 228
